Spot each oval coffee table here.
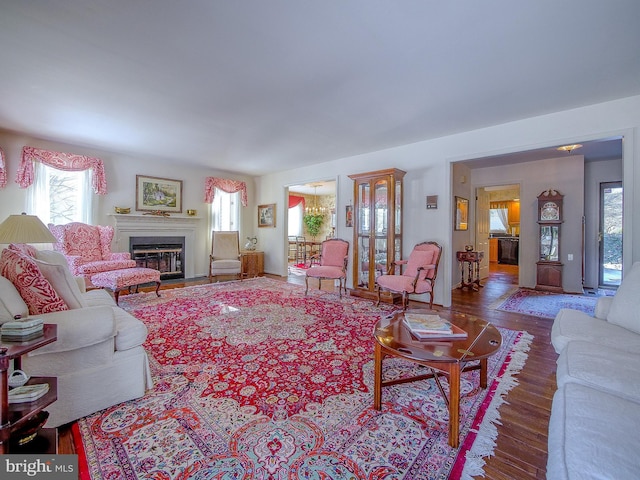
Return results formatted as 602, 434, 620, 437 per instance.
373, 309, 502, 448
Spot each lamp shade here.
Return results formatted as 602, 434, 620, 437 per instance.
0, 213, 56, 244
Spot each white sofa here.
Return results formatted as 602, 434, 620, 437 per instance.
548, 262, 640, 479
0, 248, 153, 428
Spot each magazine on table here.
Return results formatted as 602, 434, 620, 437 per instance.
403, 312, 468, 340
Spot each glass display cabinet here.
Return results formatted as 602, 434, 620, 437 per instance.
536, 189, 564, 292
348, 168, 406, 302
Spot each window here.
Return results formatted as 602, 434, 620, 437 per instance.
211, 188, 239, 231
27, 162, 94, 224
489, 207, 509, 233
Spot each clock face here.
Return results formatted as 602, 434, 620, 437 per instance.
541, 202, 559, 221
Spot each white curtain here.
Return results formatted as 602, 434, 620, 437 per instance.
288, 203, 303, 236
211, 188, 239, 231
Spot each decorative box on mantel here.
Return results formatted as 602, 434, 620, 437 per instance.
109, 214, 201, 279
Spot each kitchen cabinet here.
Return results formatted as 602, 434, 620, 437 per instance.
508, 200, 520, 224
489, 238, 498, 262
348, 168, 405, 302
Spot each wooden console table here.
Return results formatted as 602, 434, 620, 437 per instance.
241, 250, 264, 278
0, 324, 58, 454
456, 251, 484, 291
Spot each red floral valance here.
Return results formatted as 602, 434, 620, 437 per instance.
17, 146, 107, 194
204, 177, 248, 206
0, 148, 6, 189
288, 195, 305, 209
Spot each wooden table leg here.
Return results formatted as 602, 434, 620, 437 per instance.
479, 358, 488, 389
448, 364, 461, 448
374, 343, 383, 410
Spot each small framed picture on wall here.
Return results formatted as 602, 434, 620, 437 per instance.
258, 204, 276, 228
345, 205, 353, 227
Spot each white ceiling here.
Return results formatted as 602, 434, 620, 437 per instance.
0, 1, 638, 176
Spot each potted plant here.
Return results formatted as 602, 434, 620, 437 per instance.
303, 213, 324, 240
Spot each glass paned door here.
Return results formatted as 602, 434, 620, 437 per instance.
599, 182, 623, 287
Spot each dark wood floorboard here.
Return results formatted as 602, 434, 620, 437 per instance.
57, 263, 555, 479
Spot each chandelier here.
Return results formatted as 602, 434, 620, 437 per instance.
306, 185, 326, 216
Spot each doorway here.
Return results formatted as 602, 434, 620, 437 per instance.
477, 185, 520, 281
286, 180, 336, 278
599, 181, 622, 288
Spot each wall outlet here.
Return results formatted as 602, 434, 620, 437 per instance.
568, 254, 573, 261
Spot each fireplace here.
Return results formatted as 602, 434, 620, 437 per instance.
130, 236, 185, 279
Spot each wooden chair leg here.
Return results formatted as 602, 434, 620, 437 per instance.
402, 292, 408, 310
375, 285, 381, 306
305, 276, 309, 295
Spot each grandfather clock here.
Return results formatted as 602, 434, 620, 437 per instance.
536, 189, 564, 292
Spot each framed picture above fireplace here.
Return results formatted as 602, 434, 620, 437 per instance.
136, 175, 183, 213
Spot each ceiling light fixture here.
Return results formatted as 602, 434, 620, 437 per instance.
306, 185, 326, 216
557, 144, 583, 154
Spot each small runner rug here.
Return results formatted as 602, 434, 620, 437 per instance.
491, 287, 611, 319
73, 277, 532, 480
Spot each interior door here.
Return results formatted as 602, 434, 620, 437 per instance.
476, 188, 490, 279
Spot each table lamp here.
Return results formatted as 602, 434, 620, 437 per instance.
0, 213, 56, 244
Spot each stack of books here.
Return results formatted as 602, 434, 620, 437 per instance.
403, 313, 468, 340
1, 318, 44, 342
8, 384, 50, 404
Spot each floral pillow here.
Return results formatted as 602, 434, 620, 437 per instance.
8, 243, 38, 258
0, 248, 68, 315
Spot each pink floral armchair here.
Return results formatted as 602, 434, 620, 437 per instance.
305, 238, 349, 297
376, 241, 442, 310
48, 222, 136, 287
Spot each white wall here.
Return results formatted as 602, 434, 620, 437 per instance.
471, 156, 585, 292
0, 131, 255, 278
258, 95, 640, 306
1, 95, 638, 304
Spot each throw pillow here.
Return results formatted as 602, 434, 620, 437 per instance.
8, 243, 38, 258
0, 248, 68, 315
607, 261, 640, 334
405, 249, 435, 280
34, 255, 86, 309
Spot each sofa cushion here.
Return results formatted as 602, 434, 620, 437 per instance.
556, 340, 640, 402
0, 248, 68, 315
607, 261, 640, 333
33, 257, 86, 310
0, 275, 29, 323
551, 307, 640, 354
547, 383, 640, 480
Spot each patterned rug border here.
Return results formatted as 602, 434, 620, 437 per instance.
73, 277, 532, 479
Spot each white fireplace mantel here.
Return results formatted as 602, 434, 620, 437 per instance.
109, 214, 201, 278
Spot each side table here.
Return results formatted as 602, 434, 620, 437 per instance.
456, 250, 484, 291
0, 324, 58, 454
240, 250, 264, 278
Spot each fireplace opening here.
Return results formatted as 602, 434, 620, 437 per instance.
129, 236, 185, 280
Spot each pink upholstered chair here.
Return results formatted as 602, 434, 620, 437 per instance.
376, 241, 442, 310
48, 222, 136, 287
305, 238, 349, 297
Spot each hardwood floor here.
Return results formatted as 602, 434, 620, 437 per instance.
58, 264, 554, 479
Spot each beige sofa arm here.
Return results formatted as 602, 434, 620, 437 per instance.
26, 305, 116, 356
595, 296, 614, 320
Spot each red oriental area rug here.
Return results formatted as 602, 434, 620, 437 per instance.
74, 277, 532, 480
